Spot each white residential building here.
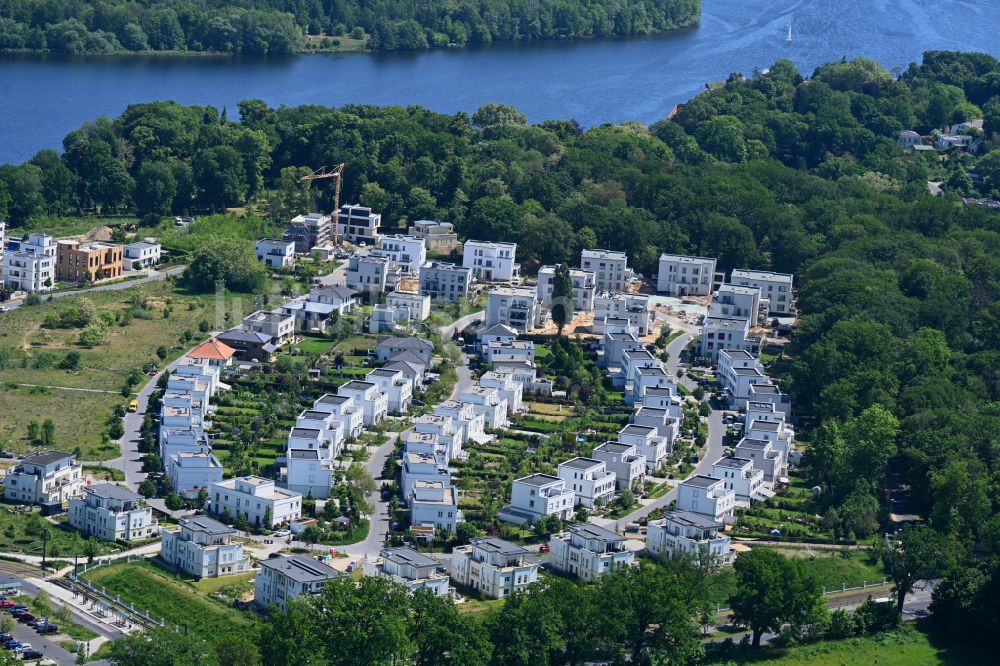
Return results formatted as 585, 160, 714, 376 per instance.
401, 451, 448, 499
592, 441, 646, 491
747, 383, 793, 420
717, 349, 769, 409
364, 547, 449, 596
734, 437, 787, 484
657, 254, 717, 296
366, 367, 412, 414
580, 249, 632, 293
414, 414, 461, 459
897, 130, 923, 149
124, 241, 161, 268
478, 370, 523, 415
419, 261, 471, 302
408, 220, 460, 252
631, 406, 679, 441
373, 235, 426, 274
711, 456, 768, 505
464, 240, 519, 282
385, 291, 431, 321
677, 475, 736, 522
729, 269, 794, 315
549, 523, 635, 581
285, 449, 336, 500
159, 427, 211, 467
500, 474, 575, 525
557, 457, 616, 508
377, 336, 434, 366
452, 537, 538, 599
243, 310, 295, 347
478, 323, 518, 353
647, 510, 732, 564
160, 515, 249, 579
434, 400, 485, 445
486, 286, 540, 333
600, 330, 644, 370
167, 451, 224, 499
699, 316, 749, 364
537, 265, 596, 312
935, 134, 972, 150
256, 238, 296, 268
2, 233, 55, 292
709, 284, 762, 323
346, 255, 402, 294
337, 204, 382, 245
68, 483, 157, 542
628, 365, 676, 408
312, 394, 365, 440
409, 480, 461, 535
459, 385, 509, 429
337, 380, 388, 426
484, 340, 535, 365
308, 285, 358, 315
3, 451, 83, 505
209, 476, 302, 528
255, 555, 338, 610
594, 292, 654, 336
617, 424, 670, 473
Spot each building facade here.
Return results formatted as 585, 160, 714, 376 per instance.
160, 515, 249, 578
463, 240, 519, 282
2, 233, 55, 292
337, 204, 382, 245
549, 523, 635, 581
656, 254, 717, 296
255, 555, 338, 610
68, 483, 157, 542
451, 537, 538, 599
419, 261, 471, 302
3, 451, 83, 505
209, 476, 302, 528
373, 235, 426, 274
56, 240, 123, 283
581, 249, 631, 293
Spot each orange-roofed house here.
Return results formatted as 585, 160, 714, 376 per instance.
187, 338, 237, 371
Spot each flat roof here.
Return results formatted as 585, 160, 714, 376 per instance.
659, 253, 716, 263
664, 510, 722, 529
594, 441, 634, 454
472, 537, 528, 557
620, 424, 655, 436
181, 515, 233, 536
749, 420, 781, 431
712, 456, 753, 469
704, 317, 749, 330
87, 483, 142, 502
559, 457, 602, 470
682, 474, 722, 489
383, 547, 438, 568
260, 555, 338, 582
514, 473, 562, 487
569, 522, 624, 542
731, 269, 793, 282
21, 450, 73, 466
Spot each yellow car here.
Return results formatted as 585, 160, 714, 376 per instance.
128, 399, 138, 413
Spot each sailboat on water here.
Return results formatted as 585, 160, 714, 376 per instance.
786, 25, 793, 44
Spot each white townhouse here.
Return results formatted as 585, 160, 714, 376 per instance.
549, 523, 635, 581
434, 400, 486, 445
366, 367, 412, 414
747, 383, 793, 420
657, 254, 717, 296
385, 290, 431, 321
337, 380, 388, 426
729, 269, 794, 315
459, 385, 509, 429
592, 441, 646, 491
628, 365, 676, 408
677, 475, 736, 522
160, 427, 212, 468
463, 240, 519, 282
484, 340, 536, 365
160, 515, 249, 579
167, 451, 224, 499
210, 476, 302, 528
292, 410, 344, 457
640, 386, 684, 417
616, 347, 661, 390
373, 235, 426, 274
631, 406, 679, 442
312, 393, 365, 440
500, 474, 575, 525
748, 418, 795, 457
647, 510, 732, 564
745, 401, 785, 429
377, 336, 434, 366
401, 451, 449, 499
308, 285, 358, 315
4, 450, 84, 506
717, 349, 770, 409
68, 483, 157, 542
405, 431, 449, 463
346, 254, 402, 294
452, 537, 538, 599
711, 456, 768, 505
580, 249, 632, 293
478, 323, 518, 353
699, 316, 749, 364
419, 261, 471, 302
537, 265, 597, 312
337, 203, 382, 246
124, 241, 161, 268
486, 286, 541, 333
243, 310, 295, 347
255, 555, 339, 610
2, 233, 55, 292
557, 457, 616, 509
709, 284, 762, 324
617, 424, 671, 473
593, 291, 654, 337
734, 437, 787, 484
409, 480, 461, 535
478, 370, 523, 415
364, 547, 449, 596
285, 449, 335, 500
383, 354, 427, 389
600, 330, 644, 370
256, 238, 296, 268
414, 414, 461, 460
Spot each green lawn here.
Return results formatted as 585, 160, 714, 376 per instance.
704, 624, 993, 665
0, 507, 123, 559
80, 561, 256, 642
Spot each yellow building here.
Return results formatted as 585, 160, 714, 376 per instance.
56, 240, 124, 283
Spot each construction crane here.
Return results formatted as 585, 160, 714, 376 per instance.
300, 164, 345, 246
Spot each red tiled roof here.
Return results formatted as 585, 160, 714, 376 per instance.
188, 338, 237, 361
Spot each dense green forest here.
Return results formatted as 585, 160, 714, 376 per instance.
5, 49, 1000, 657
0, 0, 701, 54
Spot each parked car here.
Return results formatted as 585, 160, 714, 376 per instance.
538, 544, 550, 553
0, 599, 14, 608
36, 624, 57, 634
21, 649, 43, 659
0, 632, 11, 642
273, 530, 290, 538
4, 640, 22, 650
16, 613, 35, 623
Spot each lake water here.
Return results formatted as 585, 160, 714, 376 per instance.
2, 0, 1000, 164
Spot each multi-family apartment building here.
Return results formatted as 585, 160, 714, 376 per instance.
580, 249, 632, 293
346, 254, 402, 294
729, 269, 794, 315
3, 451, 83, 505
594, 292, 653, 336
68, 483, 157, 542
2, 233, 55, 292
364, 547, 449, 596
499, 474, 575, 525
55, 240, 123, 283
486, 286, 540, 333
255, 555, 338, 610
419, 261, 471, 302
537, 265, 596, 312
463, 240, 519, 282
656, 254, 717, 296
160, 515, 249, 578
243, 310, 295, 347
549, 523, 635, 581
709, 284, 762, 323
366, 367, 412, 414
711, 456, 768, 505
459, 385, 509, 429
408, 220, 461, 252
409, 480, 461, 535
337, 204, 382, 246
617, 424, 670, 473
699, 316, 749, 364
312, 394, 365, 440
676, 475, 736, 521
167, 451, 224, 499
592, 441, 647, 491
557, 457, 616, 508
124, 241, 161, 268
284, 213, 332, 253
209, 476, 302, 528
256, 238, 296, 268
451, 537, 538, 599
373, 235, 426, 273
647, 510, 732, 564
337, 380, 388, 426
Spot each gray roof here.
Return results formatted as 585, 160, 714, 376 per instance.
569, 522, 624, 542
732, 367, 764, 376
721, 349, 755, 359
311, 285, 357, 300
260, 555, 339, 582
340, 380, 376, 392
218, 327, 272, 344
682, 475, 722, 489
299, 410, 330, 421
665, 510, 722, 530
383, 547, 438, 568
749, 384, 780, 395
181, 515, 233, 536
290, 428, 321, 439
387, 350, 428, 367
378, 336, 433, 351
749, 420, 780, 432
21, 450, 73, 466
635, 407, 667, 417
480, 324, 518, 337
87, 483, 142, 502
559, 457, 603, 470
594, 441, 633, 454
704, 317, 748, 330
515, 473, 562, 487
735, 438, 772, 450
712, 456, 753, 469
315, 394, 350, 406
472, 537, 528, 557
620, 424, 655, 437
368, 368, 400, 378
289, 449, 320, 459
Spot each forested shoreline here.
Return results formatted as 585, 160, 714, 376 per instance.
0, 0, 701, 55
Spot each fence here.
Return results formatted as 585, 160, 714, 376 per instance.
713, 579, 889, 614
